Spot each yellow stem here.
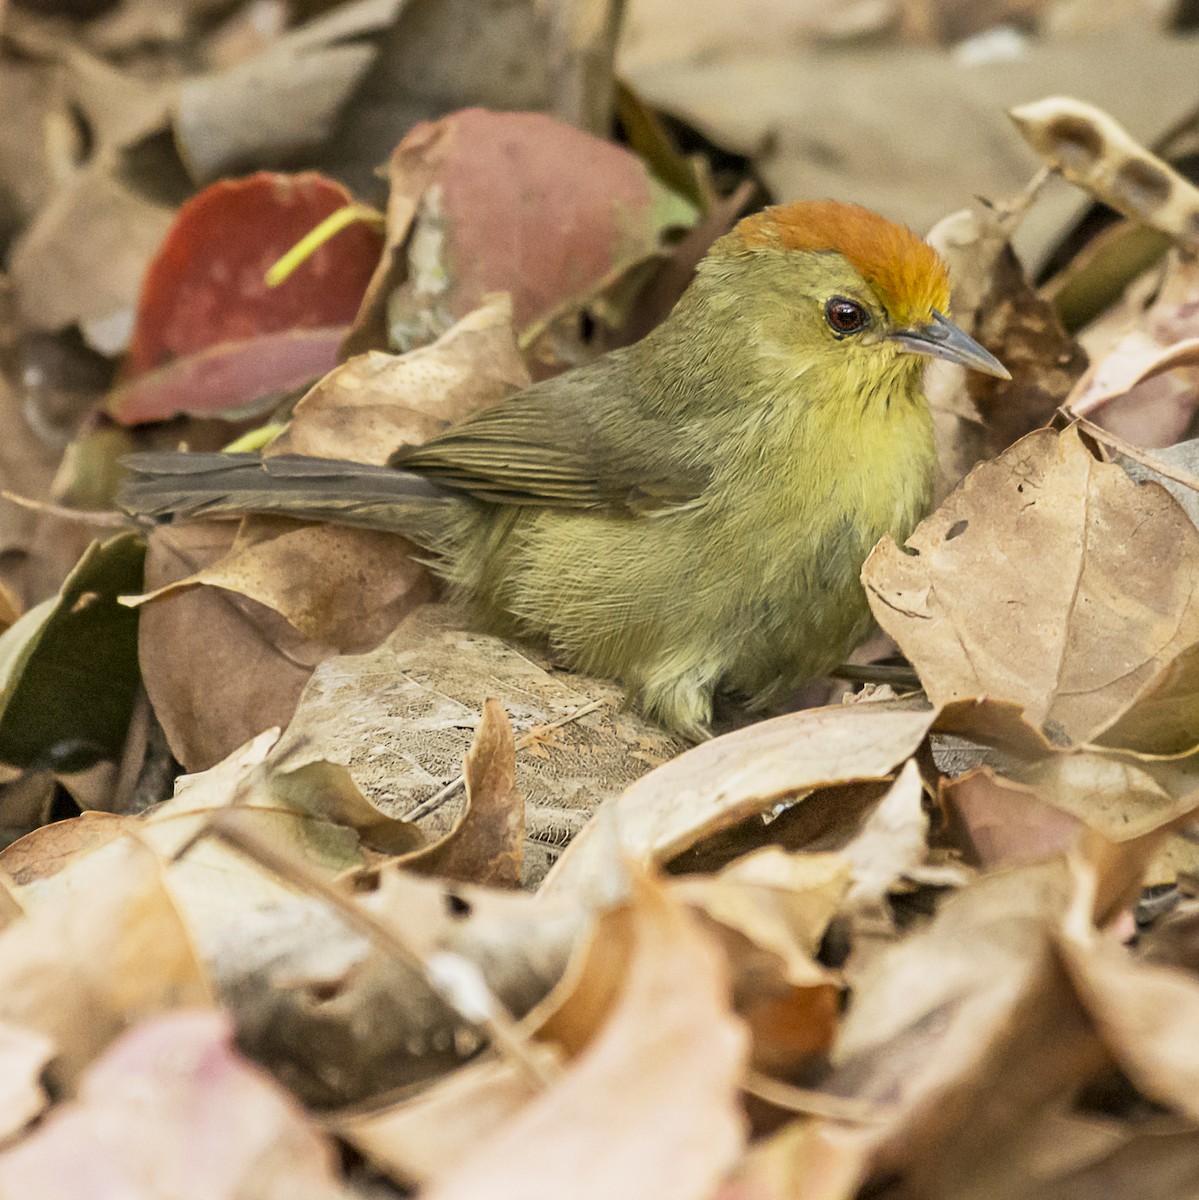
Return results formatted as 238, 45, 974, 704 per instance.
265, 203, 385, 287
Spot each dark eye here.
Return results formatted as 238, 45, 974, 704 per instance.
825, 297, 869, 335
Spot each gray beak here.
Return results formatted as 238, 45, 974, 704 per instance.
890, 310, 1011, 379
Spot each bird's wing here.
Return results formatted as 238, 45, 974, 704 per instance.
392, 355, 711, 515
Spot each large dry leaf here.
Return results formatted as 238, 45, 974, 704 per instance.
0, 1010, 356, 1199
129, 515, 434, 653
0, 836, 211, 1087
277, 603, 684, 888
864, 428, 1199, 748
345, 107, 695, 356
1058, 924, 1199, 1126
271, 295, 531, 463
542, 703, 936, 897
828, 861, 1109, 1198
175, 0, 401, 183
424, 873, 748, 1200
137, 521, 334, 771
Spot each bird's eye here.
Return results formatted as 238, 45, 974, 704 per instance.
824, 297, 869, 335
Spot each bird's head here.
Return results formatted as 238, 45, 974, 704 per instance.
697, 201, 1009, 392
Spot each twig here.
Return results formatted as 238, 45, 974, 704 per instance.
1, 490, 132, 527
403, 698, 606, 823
1060, 408, 1199, 493
830, 662, 921, 689
743, 1070, 889, 1124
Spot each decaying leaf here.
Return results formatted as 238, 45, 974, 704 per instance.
424, 872, 748, 1200
0, 836, 211, 1087
544, 702, 937, 896
1067, 252, 1199, 448
345, 108, 696, 356
843, 759, 930, 908
864, 428, 1199, 748
277, 603, 685, 888
128, 515, 434, 653
400, 698, 524, 888
0, 532, 144, 771
109, 171, 383, 423
136, 521, 333, 772
940, 767, 1086, 870
0, 1010, 356, 1199
271, 295, 531, 463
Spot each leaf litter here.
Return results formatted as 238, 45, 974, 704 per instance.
3, 1, 1199, 1197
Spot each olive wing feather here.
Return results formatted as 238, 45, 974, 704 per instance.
392, 358, 710, 515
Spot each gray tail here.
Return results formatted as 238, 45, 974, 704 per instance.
118, 451, 460, 543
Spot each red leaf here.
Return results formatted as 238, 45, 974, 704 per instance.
108, 327, 346, 424
123, 171, 381, 380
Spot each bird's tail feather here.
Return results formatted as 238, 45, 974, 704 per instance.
118, 451, 460, 545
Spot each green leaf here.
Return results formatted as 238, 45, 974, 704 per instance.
0, 533, 146, 769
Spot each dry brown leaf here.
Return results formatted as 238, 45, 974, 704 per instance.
1068, 252, 1199, 448
277, 604, 684, 888
332, 895, 624, 1186
272, 295, 531, 463
864, 428, 1199, 747
0, 836, 211, 1087
137, 520, 334, 771
130, 515, 435, 653
8, 150, 178, 338
174, 0, 402, 183
0, 810, 126, 885
399, 698, 524, 887
673, 849, 845, 1075
0, 1010, 356, 1199
924, 204, 1087, 495
843, 759, 929, 908
543, 703, 937, 897
695, 847, 850, 959
828, 861, 1109, 1198
333, 1049, 561, 1189
0, 1021, 53, 1142
1059, 923, 1199, 1126
423, 871, 748, 1200
213, 865, 585, 1107
1019, 748, 1199, 840
940, 767, 1086, 870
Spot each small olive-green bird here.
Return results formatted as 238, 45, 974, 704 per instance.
121, 201, 1007, 737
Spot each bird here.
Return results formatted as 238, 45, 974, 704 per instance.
121, 200, 1008, 738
